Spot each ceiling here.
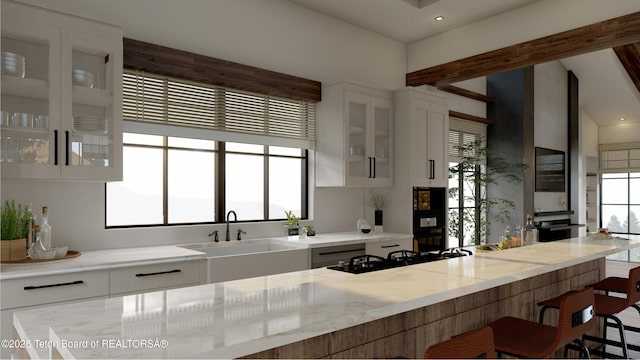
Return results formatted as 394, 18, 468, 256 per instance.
290, 0, 640, 127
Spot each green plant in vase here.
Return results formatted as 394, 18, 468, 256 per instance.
284, 210, 300, 235
1, 200, 32, 261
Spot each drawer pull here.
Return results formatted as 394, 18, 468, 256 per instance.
318, 248, 366, 256
24, 280, 84, 290
381, 244, 400, 248
135, 269, 182, 277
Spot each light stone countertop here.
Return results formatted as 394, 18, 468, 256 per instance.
1, 232, 410, 280
13, 235, 640, 359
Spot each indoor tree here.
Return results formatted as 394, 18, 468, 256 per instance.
448, 139, 528, 245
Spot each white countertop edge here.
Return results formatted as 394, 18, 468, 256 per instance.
0, 254, 205, 280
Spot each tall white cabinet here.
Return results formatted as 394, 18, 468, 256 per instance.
387, 87, 449, 235
316, 82, 393, 187
1, 1, 123, 181
395, 87, 449, 188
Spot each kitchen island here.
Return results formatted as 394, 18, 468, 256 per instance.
11, 236, 640, 359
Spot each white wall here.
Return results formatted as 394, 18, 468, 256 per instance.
0, 0, 406, 250
599, 122, 640, 144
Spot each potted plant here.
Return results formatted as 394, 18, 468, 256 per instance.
284, 210, 300, 236
368, 190, 389, 232
303, 225, 316, 236
1, 200, 32, 261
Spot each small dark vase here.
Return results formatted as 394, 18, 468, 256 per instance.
374, 210, 383, 226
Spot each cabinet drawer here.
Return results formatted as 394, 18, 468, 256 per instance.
366, 238, 413, 257
1, 270, 109, 310
311, 243, 365, 268
109, 260, 201, 295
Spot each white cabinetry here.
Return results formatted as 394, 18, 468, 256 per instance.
310, 243, 366, 268
366, 237, 413, 257
316, 82, 393, 187
394, 87, 448, 188
1, 1, 122, 180
0, 270, 109, 358
586, 173, 598, 232
109, 260, 203, 296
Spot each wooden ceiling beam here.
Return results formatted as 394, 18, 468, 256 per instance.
614, 43, 640, 94
407, 11, 640, 87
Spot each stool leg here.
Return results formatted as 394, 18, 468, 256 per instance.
608, 315, 629, 359
575, 339, 590, 359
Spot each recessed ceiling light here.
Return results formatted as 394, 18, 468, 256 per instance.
434, 15, 444, 21
620, 117, 626, 121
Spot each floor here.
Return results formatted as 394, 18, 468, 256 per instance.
593, 260, 640, 359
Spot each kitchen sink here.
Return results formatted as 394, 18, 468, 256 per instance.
184, 239, 302, 257
181, 239, 309, 283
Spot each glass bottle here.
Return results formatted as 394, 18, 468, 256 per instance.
521, 214, 538, 246
40, 206, 52, 250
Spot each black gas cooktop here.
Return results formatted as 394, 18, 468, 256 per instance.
327, 248, 472, 274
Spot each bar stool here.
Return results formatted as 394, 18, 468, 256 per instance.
490, 287, 595, 358
583, 265, 640, 358
424, 326, 496, 359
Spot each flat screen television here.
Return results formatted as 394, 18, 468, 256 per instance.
535, 147, 565, 192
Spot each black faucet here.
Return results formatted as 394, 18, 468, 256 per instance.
208, 229, 219, 242
226, 210, 237, 241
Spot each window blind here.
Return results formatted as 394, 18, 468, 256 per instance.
599, 142, 640, 173
123, 70, 316, 148
448, 117, 487, 164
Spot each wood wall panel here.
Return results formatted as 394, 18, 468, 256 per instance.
123, 38, 321, 103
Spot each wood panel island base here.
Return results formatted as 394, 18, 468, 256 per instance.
11, 237, 639, 359
246, 258, 604, 359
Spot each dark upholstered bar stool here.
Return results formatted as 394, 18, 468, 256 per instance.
490, 288, 595, 358
424, 326, 496, 359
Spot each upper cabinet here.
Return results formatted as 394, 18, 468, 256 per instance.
394, 87, 449, 188
316, 82, 393, 187
1, 1, 122, 181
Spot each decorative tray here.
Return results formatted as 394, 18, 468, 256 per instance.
1, 250, 81, 264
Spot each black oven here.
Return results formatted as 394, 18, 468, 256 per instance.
413, 187, 447, 252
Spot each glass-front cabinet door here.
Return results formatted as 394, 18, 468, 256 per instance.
60, 29, 122, 180
1, 15, 61, 179
371, 97, 392, 186
1, 1, 122, 181
345, 91, 370, 186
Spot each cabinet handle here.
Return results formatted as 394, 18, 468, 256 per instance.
381, 244, 400, 249
368, 157, 372, 178
54, 129, 59, 165
373, 157, 376, 178
135, 269, 182, 277
429, 160, 435, 179
65, 130, 70, 166
318, 248, 366, 256
24, 280, 84, 290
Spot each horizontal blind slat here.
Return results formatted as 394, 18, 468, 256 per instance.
122, 69, 315, 148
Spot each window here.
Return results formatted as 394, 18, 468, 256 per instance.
599, 143, 640, 235
601, 173, 640, 234
448, 119, 487, 247
106, 70, 313, 227
107, 135, 307, 227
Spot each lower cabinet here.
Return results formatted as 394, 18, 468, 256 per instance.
109, 260, 203, 296
366, 238, 413, 258
310, 243, 366, 268
0, 258, 204, 359
0, 270, 109, 359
